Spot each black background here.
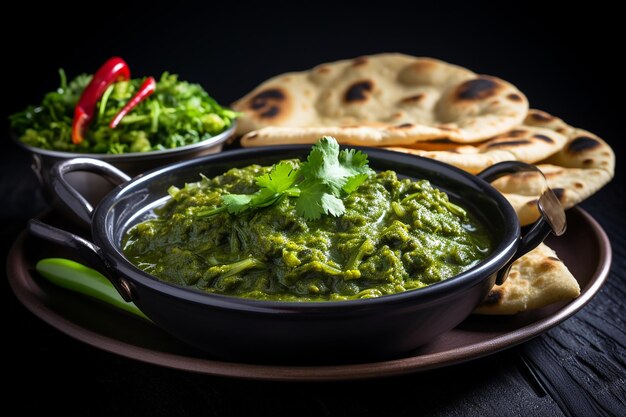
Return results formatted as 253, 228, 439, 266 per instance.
4, 2, 624, 157
4, 2, 624, 416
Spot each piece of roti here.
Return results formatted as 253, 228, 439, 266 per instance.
499, 164, 613, 225
492, 110, 615, 225
386, 110, 614, 225
234, 54, 528, 146
385, 125, 567, 174
524, 109, 615, 173
473, 243, 581, 315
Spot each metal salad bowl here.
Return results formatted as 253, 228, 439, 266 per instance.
13, 123, 236, 217
27, 146, 565, 364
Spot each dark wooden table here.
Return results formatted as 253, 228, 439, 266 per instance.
3, 138, 624, 416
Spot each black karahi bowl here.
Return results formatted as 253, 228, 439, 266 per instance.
28, 146, 565, 364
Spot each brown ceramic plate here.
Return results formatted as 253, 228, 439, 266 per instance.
7, 207, 610, 381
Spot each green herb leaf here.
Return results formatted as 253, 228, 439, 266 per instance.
338, 148, 372, 193
255, 161, 298, 193
295, 137, 373, 219
294, 182, 327, 220
320, 193, 346, 217
222, 194, 254, 214
199, 137, 373, 220
342, 173, 370, 194
297, 137, 372, 193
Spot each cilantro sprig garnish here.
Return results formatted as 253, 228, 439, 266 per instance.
198, 137, 374, 220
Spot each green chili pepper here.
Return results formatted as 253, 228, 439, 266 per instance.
36, 258, 150, 321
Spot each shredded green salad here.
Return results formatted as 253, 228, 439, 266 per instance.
9, 70, 238, 154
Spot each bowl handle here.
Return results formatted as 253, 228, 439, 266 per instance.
51, 158, 131, 225
477, 161, 566, 285
28, 219, 135, 302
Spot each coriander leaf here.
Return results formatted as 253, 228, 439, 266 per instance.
222, 194, 254, 214
221, 176, 290, 216
339, 148, 374, 193
300, 137, 340, 176
338, 147, 369, 167
296, 180, 347, 220
296, 137, 372, 218
321, 193, 346, 217
299, 136, 373, 194
295, 182, 328, 220
250, 187, 282, 208
342, 173, 370, 194
198, 136, 372, 221
299, 137, 348, 193
338, 148, 372, 175
255, 161, 298, 193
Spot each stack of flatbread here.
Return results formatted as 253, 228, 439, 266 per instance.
233, 53, 615, 314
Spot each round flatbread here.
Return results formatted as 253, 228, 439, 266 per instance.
235, 54, 529, 146
498, 164, 613, 225
473, 243, 580, 315
491, 110, 615, 225
386, 109, 614, 225
385, 125, 567, 174
523, 109, 615, 173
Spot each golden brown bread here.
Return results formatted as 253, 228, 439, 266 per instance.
234, 54, 529, 146
474, 243, 580, 315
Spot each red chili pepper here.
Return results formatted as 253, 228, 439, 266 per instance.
71, 57, 130, 145
109, 76, 157, 129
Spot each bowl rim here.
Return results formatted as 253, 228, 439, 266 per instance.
93, 145, 520, 312
11, 122, 236, 161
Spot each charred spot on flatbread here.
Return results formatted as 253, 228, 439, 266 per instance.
485, 139, 532, 148
528, 110, 555, 122
455, 77, 502, 100
389, 123, 414, 129
250, 88, 285, 103
568, 136, 601, 153
344, 80, 374, 103
507, 93, 523, 102
247, 88, 290, 121
400, 93, 425, 104
483, 288, 504, 305
352, 57, 369, 67
508, 129, 528, 137
260, 106, 280, 118
552, 188, 565, 201
539, 258, 560, 273
437, 125, 460, 132
533, 134, 554, 143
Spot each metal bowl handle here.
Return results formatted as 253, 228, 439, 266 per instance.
28, 219, 135, 302
51, 158, 131, 225
477, 161, 566, 285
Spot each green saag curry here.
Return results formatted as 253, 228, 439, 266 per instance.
123, 138, 492, 301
